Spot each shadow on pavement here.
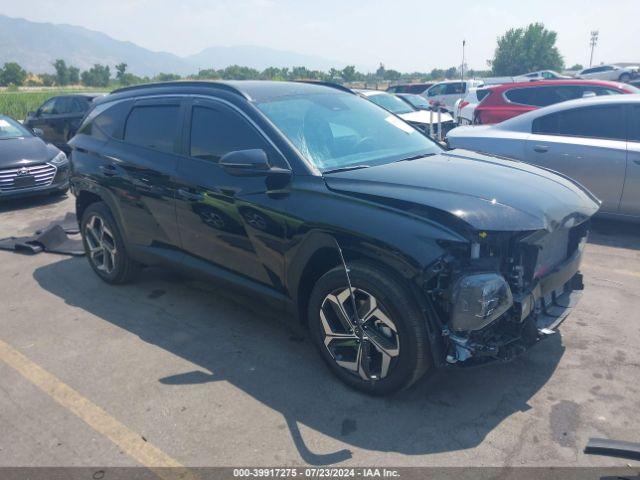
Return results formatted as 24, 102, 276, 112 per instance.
0, 192, 69, 213
589, 218, 640, 251
34, 257, 564, 465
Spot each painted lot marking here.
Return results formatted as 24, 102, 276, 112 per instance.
0, 338, 197, 480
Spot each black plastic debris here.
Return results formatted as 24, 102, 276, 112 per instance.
585, 437, 640, 460
0, 213, 84, 256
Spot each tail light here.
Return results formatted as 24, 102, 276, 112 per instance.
459, 101, 470, 110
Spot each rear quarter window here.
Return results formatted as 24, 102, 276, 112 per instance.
504, 88, 537, 106
78, 101, 132, 140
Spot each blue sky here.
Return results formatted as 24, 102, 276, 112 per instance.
1, 0, 638, 71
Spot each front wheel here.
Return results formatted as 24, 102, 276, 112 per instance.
619, 73, 631, 83
308, 261, 432, 395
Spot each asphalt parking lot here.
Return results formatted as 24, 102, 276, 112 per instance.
1, 193, 639, 469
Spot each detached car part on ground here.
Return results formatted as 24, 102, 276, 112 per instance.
69, 81, 599, 395
0, 115, 70, 199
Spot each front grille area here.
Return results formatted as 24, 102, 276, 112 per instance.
0, 163, 57, 192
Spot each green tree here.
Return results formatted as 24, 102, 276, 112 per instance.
115, 63, 129, 84
444, 66, 459, 79
429, 68, 445, 80
81, 64, 111, 87
569, 63, 583, 71
39, 73, 56, 86
0, 62, 27, 86
341, 65, 357, 82
490, 23, 564, 76
153, 72, 181, 82
53, 59, 70, 86
68, 66, 80, 84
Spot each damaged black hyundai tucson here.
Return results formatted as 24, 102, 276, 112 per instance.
69, 81, 600, 395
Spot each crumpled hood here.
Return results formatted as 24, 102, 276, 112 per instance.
323, 149, 600, 233
0, 136, 58, 169
400, 109, 454, 125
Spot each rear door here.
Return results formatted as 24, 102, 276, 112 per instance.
99, 97, 185, 248
175, 97, 290, 288
620, 104, 640, 217
526, 104, 627, 213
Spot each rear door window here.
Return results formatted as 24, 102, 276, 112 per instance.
444, 82, 465, 95
532, 105, 626, 140
124, 104, 181, 153
504, 87, 537, 105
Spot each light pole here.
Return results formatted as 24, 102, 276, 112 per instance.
589, 31, 599, 67
461, 40, 466, 81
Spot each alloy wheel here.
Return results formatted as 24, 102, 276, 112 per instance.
320, 288, 400, 380
84, 214, 118, 274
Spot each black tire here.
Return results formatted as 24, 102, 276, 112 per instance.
619, 73, 631, 83
80, 201, 139, 284
308, 261, 432, 395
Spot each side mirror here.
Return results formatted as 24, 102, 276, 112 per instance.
219, 149, 271, 174
32, 128, 44, 137
27, 111, 36, 118
36, 108, 43, 117
219, 149, 291, 187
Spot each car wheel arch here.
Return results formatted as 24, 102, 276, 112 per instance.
290, 233, 421, 326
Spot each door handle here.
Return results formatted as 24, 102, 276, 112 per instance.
533, 145, 549, 153
99, 165, 118, 177
177, 188, 204, 202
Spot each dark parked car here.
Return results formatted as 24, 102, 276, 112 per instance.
0, 115, 69, 199
70, 81, 599, 394
24, 94, 100, 153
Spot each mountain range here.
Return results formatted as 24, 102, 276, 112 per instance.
0, 15, 347, 77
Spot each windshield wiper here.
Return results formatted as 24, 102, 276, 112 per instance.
323, 164, 371, 174
394, 153, 437, 163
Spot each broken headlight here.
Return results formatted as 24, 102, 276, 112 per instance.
450, 273, 513, 332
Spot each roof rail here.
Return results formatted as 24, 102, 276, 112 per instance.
294, 80, 355, 94
109, 80, 248, 99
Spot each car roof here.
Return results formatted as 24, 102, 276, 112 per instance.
102, 80, 353, 105
486, 79, 631, 92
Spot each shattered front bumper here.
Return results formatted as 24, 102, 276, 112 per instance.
445, 244, 585, 366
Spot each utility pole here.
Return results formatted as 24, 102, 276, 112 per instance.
461, 39, 466, 81
589, 30, 599, 67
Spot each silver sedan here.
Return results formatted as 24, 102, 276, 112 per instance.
447, 95, 640, 221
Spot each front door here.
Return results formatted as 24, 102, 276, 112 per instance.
175, 98, 290, 290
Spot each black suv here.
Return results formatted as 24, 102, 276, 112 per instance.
24, 94, 100, 153
69, 81, 599, 394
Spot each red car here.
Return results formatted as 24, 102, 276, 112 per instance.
473, 79, 638, 124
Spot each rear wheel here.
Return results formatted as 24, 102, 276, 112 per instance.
308, 261, 432, 395
80, 202, 139, 284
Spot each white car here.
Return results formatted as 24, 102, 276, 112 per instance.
577, 64, 638, 83
518, 70, 571, 81
424, 79, 485, 113
356, 90, 454, 135
454, 87, 494, 125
